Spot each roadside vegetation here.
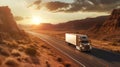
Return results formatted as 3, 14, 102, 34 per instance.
0, 32, 79, 67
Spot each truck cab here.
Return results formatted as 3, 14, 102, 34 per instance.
78, 35, 92, 51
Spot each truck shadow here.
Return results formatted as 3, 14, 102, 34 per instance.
86, 48, 120, 62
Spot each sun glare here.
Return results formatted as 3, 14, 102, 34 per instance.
32, 16, 42, 25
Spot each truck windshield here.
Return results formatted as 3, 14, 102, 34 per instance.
81, 41, 89, 43
81, 36, 88, 40
82, 37, 87, 39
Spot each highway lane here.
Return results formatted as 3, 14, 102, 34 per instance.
28, 31, 120, 67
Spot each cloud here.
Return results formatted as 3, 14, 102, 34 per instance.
45, 1, 70, 12
28, 0, 120, 12
27, 0, 42, 9
54, 0, 120, 12
14, 16, 24, 21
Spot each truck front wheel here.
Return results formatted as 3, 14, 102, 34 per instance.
80, 47, 83, 51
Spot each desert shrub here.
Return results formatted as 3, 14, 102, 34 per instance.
110, 42, 118, 46
0, 48, 10, 56
25, 47, 37, 56
102, 38, 108, 41
29, 44, 37, 49
116, 50, 120, 53
41, 45, 50, 49
31, 57, 40, 64
46, 61, 50, 67
4, 58, 19, 67
64, 63, 71, 67
57, 57, 63, 62
18, 45, 26, 52
48, 53, 55, 57
2, 40, 18, 48
17, 39, 31, 44
23, 57, 32, 63
16, 57, 22, 62
2, 40, 11, 45
17, 40, 26, 44
0, 32, 12, 41
63, 61, 71, 67
11, 50, 21, 57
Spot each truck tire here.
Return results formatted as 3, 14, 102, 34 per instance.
87, 50, 91, 52
80, 47, 83, 51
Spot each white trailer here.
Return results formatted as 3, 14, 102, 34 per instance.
65, 33, 92, 51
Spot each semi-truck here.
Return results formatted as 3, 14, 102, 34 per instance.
65, 33, 92, 51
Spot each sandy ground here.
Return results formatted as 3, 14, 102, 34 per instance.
0, 32, 80, 67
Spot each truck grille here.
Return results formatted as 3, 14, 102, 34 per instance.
85, 45, 90, 49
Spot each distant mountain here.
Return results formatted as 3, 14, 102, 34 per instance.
90, 9, 120, 34
36, 16, 108, 30
57, 16, 108, 30
0, 6, 20, 33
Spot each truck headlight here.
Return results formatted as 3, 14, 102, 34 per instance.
90, 46, 92, 49
87, 43, 90, 45
82, 47, 85, 49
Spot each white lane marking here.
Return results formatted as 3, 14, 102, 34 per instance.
29, 32, 86, 67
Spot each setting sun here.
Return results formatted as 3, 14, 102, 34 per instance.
32, 16, 42, 25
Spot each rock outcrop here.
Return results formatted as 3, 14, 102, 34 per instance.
0, 6, 20, 33
101, 9, 120, 33
90, 9, 120, 34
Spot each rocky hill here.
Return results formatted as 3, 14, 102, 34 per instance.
88, 9, 120, 43
100, 9, 120, 33
0, 6, 20, 33
57, 16, 108, 30
33, 16, 108, 31
90, 9, 120, 34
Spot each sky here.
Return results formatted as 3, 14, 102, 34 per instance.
0, 0, 120, 25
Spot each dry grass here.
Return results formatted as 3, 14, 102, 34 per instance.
11, 49, 21, 57
92, 39, 120, 53
4, 57, 19, 67
64, 63, 71, 67
109, 42, 120, 46
30, 57, 40, 64
45, 61, 51, 67
0, 47, 10, 57
2, 40, 18, 48
0, 31, 79, 67
56, 57, 63, 62
41, 45, 50, 49
25, 47, 37, 56
63, 61, 72, 67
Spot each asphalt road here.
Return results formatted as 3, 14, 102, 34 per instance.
28, 31, 120, 67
